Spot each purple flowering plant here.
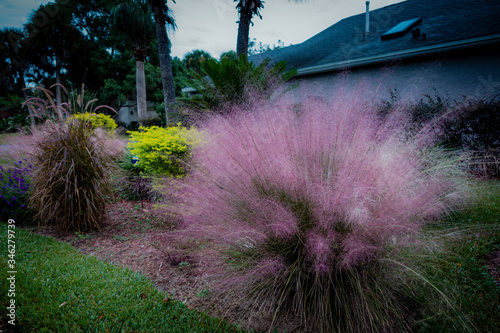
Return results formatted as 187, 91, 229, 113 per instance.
176, 89, 471, 332
0, 159, 33, 221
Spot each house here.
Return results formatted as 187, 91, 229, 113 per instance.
181, 87, 200, 98
117, 100, 158, 126
251, 0, 500, 101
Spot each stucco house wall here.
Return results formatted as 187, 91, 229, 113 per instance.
117, 100, 158, 125
293, 46, 500, 103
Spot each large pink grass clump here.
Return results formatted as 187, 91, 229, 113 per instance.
177, 93, 469, 332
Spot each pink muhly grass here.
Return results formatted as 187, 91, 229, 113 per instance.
176, 91, 470, 332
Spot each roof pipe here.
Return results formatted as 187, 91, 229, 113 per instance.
365, 1, 370, 34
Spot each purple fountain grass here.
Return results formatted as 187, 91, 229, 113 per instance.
174, 90, 470, 332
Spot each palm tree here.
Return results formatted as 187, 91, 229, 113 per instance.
234, 0, 307, 57
148, 0, 176, 125
112, 1, 156, 125
182, 49, 213, 77
234, 0, 264, 57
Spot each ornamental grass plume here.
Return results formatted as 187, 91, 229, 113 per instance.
26, 84, 118, 233
29, 118, 114, 233
176, 90, 470, 332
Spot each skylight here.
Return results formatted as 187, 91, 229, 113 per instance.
381, 17, 422, 41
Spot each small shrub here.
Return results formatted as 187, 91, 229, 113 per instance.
0, 159, 33, 222
112, 150, 162, 202
377, 93, 500, 177
439, 98, 500, 177
178, 95, 470, 332
139, 115, 164, 127
70, 112, 118, 133
127, 124, 201, 176
0, 94, 31, 132
116, 175, 162, 202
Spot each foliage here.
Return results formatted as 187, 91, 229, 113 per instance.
171, 56, 190, 97
112, 150, 162, 202
111, 1, 155, 62
248, 38, 286, 56
0, 229, 246, 332
71, 112, 118, 132
182, 54, 296, 113
127, 125, 201, 176
440, 98, 500, 177
0, 160, 33, 222
439, 97, 500, 151
182, 49, 213, 78
0, 94, 30, 132
177, 95, 470, 332
102, 60, 168, 111
24, 1, 86, 98
377, 93, 500, 177
0, 27, 34, 98
29, 118, 114, 233
220, 50, 238, 61
23, 84, 117, 122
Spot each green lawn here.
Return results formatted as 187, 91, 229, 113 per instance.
411, 180, 500, 332
0, 228, 246, 332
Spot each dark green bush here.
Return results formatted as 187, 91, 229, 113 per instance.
112, 150, 162, 202
0, 94, 30, 132
440, 98, 500, 151
377, 93, 500, 177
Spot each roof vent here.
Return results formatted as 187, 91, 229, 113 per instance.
381, 17, 422, 40
411, 28, 421, 39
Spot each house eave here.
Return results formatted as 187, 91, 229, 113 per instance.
296, 34, 500, 77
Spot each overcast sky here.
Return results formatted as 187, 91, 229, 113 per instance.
0, 0, 404, 59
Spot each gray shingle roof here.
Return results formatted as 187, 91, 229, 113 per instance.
250, 0, 500, 75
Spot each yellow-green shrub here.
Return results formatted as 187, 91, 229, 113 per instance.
127, 125, 201, 176
71, 113, 118, 132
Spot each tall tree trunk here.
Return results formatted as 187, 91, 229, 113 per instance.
152, 5, 176, 126
136, 59, 147, 126
18, 71, 34, 127
236, 8, 252, 57
55, 59, 62, 107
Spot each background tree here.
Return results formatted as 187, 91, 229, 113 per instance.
0, 28, 31, 99
182, 55, 295, 114
24, 1, 85, 105
0, 28, 37, 125
171, 56, 189, 97
220, 50, 238, 61
112, 1, 156, 124
182, 49, 213, 77
148, 0, 176, 125
248, 38, 285, 55
234, 0, 264, 57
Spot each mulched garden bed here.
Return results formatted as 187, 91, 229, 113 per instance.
31, 199, 292, 332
